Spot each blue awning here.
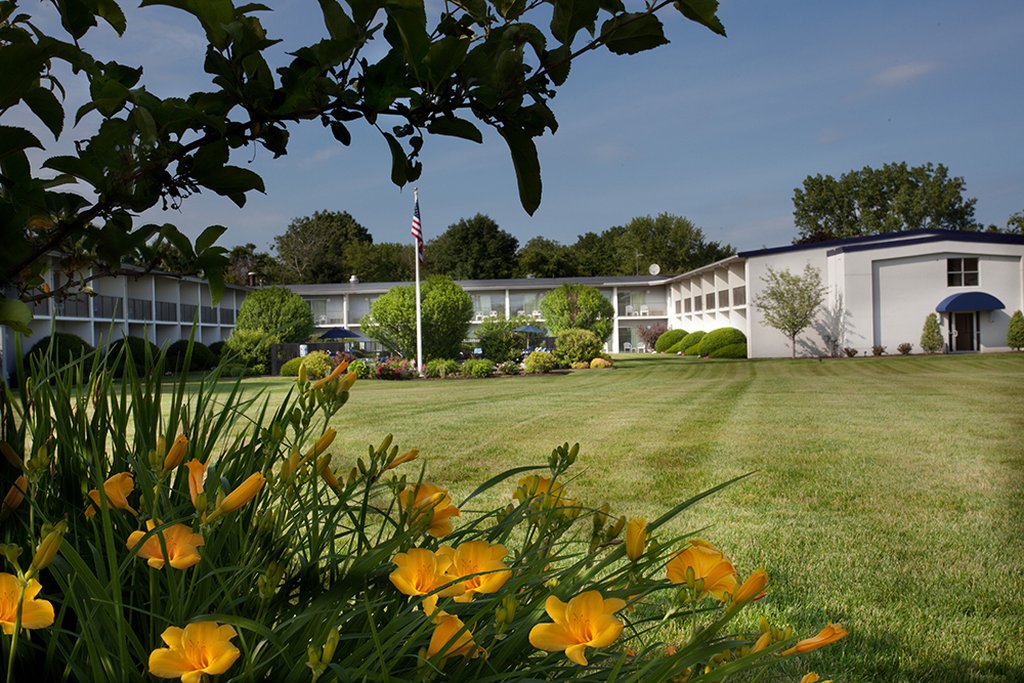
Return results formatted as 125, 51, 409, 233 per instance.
935, 292, 1005, 313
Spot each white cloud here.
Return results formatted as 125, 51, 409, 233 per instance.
870, 61, 937, 87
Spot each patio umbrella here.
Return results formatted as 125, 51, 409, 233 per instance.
513, 324, 547, 348
317, 327, 359, 340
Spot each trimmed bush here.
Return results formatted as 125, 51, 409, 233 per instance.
523, 350, 556, 374
107, 336, 160, 377
669, 330, 705, 354
425, 358, 459, 378
280, 351, 332, 379
570, 361, 590, 369
897, 343, 913, 355
24, 333, 94, 372
349, 358, 373, 379
461, 358, 495, 378
497, 360, 522, 375
708, 343, 747, 359
690, 327, 745, 357
1008, 310, 1024, 350
590, 357, 613, 368
920, 313, 944, 354
165, 340, 217, 372
225, 329, 280, 375
655, 329, 688, 353
554, 328, 603, 365
208, 340, 227, 358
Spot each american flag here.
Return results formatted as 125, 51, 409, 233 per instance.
411, 192, 424, 264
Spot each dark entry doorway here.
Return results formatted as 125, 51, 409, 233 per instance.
950, 312, 977, 352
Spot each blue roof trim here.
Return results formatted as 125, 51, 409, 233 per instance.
739, 229, 1024, 259
935, 292, 1005, 313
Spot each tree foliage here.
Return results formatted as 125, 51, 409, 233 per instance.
792, 162, 979, 243
1007, 310, 1024, 351
224, 243, 278, 286
0, 0, 728, 331
427, 214, 519, 280
517, 237, 579, 278
361, 275, 472, 360
343, 242, 415, 282
274, 211, 371, 283
752, 265, 826, 358
616, 213, 735, 274
234, 286, 314, 343
920, 313, 944, 354
475, 316, 532, 363
539, 284, 614, 341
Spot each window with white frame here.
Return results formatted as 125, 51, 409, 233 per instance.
946, 257, 978, 287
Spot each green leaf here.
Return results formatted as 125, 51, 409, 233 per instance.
459, 464, 547, 507
423, 36, 469, 89
57, 0, 100, 39
384, 0, 429, 66
22, 88, 64, 139
0, 43, 48, 111
426, 116, 483, 143
198, 165, 266, 206
195, 224, 227, 254
0, 297, 33, 336
318, 0, 357, 43
601, 13, 669, 55
491, 0, 527, 20
550, 0, 600, 45
542, 45, 572, 86
382, 132, 407, 186
95, 0, 128, 34
330, 121, 352, 146
0, 126, 42, 159
42, 155, 102, 187
498, 125, 541, 215
674, 0, 726, 37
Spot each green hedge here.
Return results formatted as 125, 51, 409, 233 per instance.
554, 328, 603, 365
691, 327, 746, 357
654, 329, 688, 352
165, 340, 217, 372
280, 351, 333, 378
24, 333, 94, 372
108, 336, 160, 377
708, 342, 748, 359
666, 330, 705, 354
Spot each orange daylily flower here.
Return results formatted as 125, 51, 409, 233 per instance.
625, 517, 646, 562
528, 590, 626, 666
665, 539, 738, 601
0, 573, 54, 634
388, 548, 465, 615
513, 475, 576, 510
148, 621, 240, 683
732, 568, 768, 606
399, 483, 460, 538
436, 541, 511, 601
783, 623, 848, 656
127, 521, 205, 570
428, 612, 485, 660
85, 472, 137, 518
800, 674, 833, 683
312, 361, 350, 390
184, 460, 207, 506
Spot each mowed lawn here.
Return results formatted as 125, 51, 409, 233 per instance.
235, 353, 1024, 682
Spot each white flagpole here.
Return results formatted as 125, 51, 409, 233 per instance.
413, 188, 424, 377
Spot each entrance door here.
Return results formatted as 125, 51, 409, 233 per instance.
951, 312, 977, 352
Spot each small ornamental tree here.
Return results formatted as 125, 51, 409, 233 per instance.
752, 265, 827, 358
476, 316, 532, 363
235, 286, 315, 343
638, 323, 668, 349
920, 313, 944, 354
540, 284, 615, 342
1007, 310, 1024, 350
362, 276, 473, 360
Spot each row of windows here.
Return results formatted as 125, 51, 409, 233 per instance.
676, 286, 746, 314
42, 298, 236, 323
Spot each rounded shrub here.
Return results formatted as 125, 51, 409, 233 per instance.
691, 327, 746, 357
590, 357, 613, 369
165, 340, 217, 372
24, 333, 94, 372
523, 350, 556, 374
554, 328, 603, 365
107, 336, 160, 377
279, 351, 333, 379
708, 342, 747, 359
668, 330, 705, 354
425, 358, 460, 378
349, 358, 373, 379
208, 340, 227, 358
570, 361, 590, 369
497, 360, 522, 375
461, 358, 496, 378
655, 329, 688, 353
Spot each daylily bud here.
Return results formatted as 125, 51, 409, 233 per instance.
185, 460, 207, 507
338, 371, 357, 391
0, 443, 23, 470
28, 520, 67, 578
163, 434, 188, 470
378, 434, 393, 454
385, 449, 418, 471
315, 429, 337, 456
0, 476, 28, 519
347, 467, 358, 485
322, 628, 339, 664
312, 360, 349, 390
156, 435, 167, 461
731, 568, 768, 608
357, 457, 367, 475
298, 363, 308, 385
625, 517, 646, 562
217, 472, 266, 514
318, 456, 341, 492
607, 515, 626, 539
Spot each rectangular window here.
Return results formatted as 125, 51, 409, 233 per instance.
675, 299, 682, 314
733, 286, 746, 306
719, 289, 730, 308
705, 292, 716, 310
684, 297, 692, 313
947, 257, 979, 287
693, 296, 702, 312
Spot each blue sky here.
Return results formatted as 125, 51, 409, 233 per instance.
56, 1, 1024, 252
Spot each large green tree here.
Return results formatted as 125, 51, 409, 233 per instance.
224, 243, 279, 286
572, 228, 626, 277
617, 213, 734, 274
361, 275, 472, 360
343, 242, 415, 282
0, 0, 728, 333
752, 265, 826, 358
234, 286, 315, 343
517, 237, 578, 278
427, 214, 519, 279
274, 211, 371, 283
539, 284, 614, 341
792, 162, 979, 243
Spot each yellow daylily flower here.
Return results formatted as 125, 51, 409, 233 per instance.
184, 460, 207, 507
148, 621, 240, 683
428, 612, 485, 660
0, 573, 54, 634
665, 539, 738, 601
783, 623, 848, 656
529, 590, 626, 666
436, 541, 511, 602
85, 472, 137, 518
801, 673, 834, 683
127, 521, 205, 570
163, 434, 188, 470
625, 517, 646, 562
389, 548, 465, 615
398, 483, 460, 538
